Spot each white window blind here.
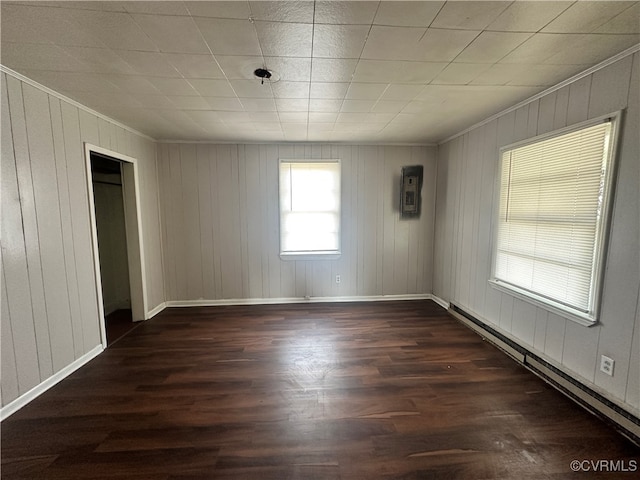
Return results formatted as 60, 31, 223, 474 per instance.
279, 161, 341, 256
492, 118, 617, 323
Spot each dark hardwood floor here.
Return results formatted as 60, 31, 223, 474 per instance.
1, 300, 637, 479
105, 308, 137, 346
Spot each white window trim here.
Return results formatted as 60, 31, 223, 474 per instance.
489, 111, 622, 327
279, 159, 342, 261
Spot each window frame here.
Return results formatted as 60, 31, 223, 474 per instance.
489, 111, 622, 326
278, 159, 342, 261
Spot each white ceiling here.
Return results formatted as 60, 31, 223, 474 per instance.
1, 1, 638, 144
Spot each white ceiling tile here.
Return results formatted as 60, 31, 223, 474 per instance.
431, 1, 511, 30
194, 17, 261, 55
1, 4, 59, 45
506, 64, 589, 87
54, 2, 128, 12
542, 1, 635, 33
543, 34, 640, 65
308, 122, 335, 132
249, 1, 314, 23
309, 99, 343, 112
254, 21, 313, 57
312, 24, 370, 59
353, 60, 447, 84
114, 50, 182, 77
314, 1, 379, 25
66, 9, 159, 51
188, 79, 236, 97
278, 112, 308, 122
310, 82, 349, 99
362, 27, 479, 62
372, 100, 408, 114
19, 70, 120, 94
123, 1, 189, 15
499, 33, 586, 65
264, 57, 311, 82
239, 98, 277, 112
311, 58, 358, 82
378, 84, 425, 101
3, 0, 637, 144
271, 81, 310, 99
216, 55, 264, 79
252, 122, 283, 132
230, 79, 274, 98
204, 97, 244, 111
595, 3, 640, 34
167, 95, 211, 110
469, 64, 523, 85
101, 74, 163, 94
59, 46, 137, 74
186, 1, 250, 19
135, 94, 176, 109
432, 63, 492, 85
275, 98, 309, 112
217, 111, 252, 123
341, 99, 376, 112
248, 112, 280, 123
336, 113, 393, 124
373, 1, 444, 27
309, 112, 338, 122
147, 78, 198, 96
0, 43, 91, 72
161, 53, 223, 79
345, 83, 388, 100
184, 110, 223, 124
131, 14, 209, 54
455, 32, 532, 64
487, 2, 573, 33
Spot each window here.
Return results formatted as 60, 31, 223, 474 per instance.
279, 160, 341, 258
490, 114, 619, 325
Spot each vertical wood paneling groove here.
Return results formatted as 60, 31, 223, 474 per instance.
2, 71, 164, 410
157, 143, 436, 302
433, 54, 640, 414
8, 78, 53, 382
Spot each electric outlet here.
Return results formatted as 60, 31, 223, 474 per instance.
335, 274, 341, 284
600, 355, 614, 376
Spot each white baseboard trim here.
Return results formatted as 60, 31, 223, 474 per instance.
431, 295, 450, 310
165, 294, 434, 308
145, 301, 167, 319
1, 345, 103, 421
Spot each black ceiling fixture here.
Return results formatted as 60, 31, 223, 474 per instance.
253, 68, 272, 85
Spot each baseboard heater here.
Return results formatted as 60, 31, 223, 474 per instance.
448, 303, 640, 446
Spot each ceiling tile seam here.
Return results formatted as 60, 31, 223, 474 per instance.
438, 43, 640, 146
305, 0, 318, 139
333, 0, 383, 129
187, 3, 250, 131
247, 2, 285, 136
0, 64, 155, 142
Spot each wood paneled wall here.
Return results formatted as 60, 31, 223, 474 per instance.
157, 144, 436, 302
434, 53, 640, 416
1, 72, 164, 409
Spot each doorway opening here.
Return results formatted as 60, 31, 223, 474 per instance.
85, 144, 147, 348
90, 154, 134, 344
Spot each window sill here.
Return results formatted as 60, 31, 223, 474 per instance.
488, 279, 598, 327
280, 252, 341, 261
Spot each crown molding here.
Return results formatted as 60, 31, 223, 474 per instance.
0, 65, 156, 143
439, 44, 640, 145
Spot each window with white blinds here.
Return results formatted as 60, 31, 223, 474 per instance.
279, 160, 341, 258
491, 116, 619, 324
